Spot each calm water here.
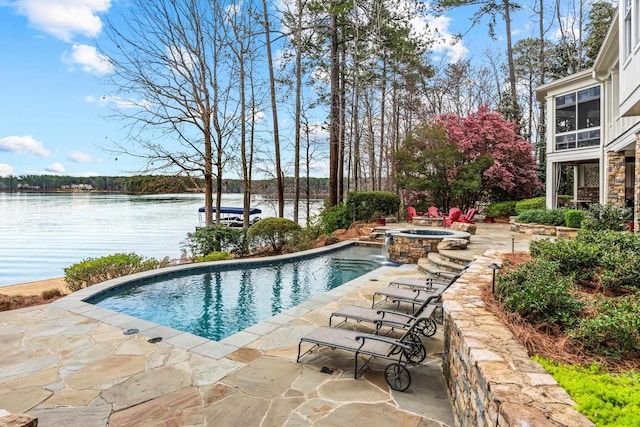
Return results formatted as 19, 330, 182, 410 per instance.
89, 245, 382, 341
0, 192, 323, 287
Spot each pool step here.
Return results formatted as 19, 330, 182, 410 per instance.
331, 258, 382, 271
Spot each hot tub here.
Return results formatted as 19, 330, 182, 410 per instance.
384, 228, 470, 264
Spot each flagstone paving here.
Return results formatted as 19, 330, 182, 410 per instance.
0, 223, 539, 426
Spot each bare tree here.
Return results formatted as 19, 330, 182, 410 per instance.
262, 0, 285, 217
102, 0, 240, 225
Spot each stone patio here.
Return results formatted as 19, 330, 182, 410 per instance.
0, 223, 540, 426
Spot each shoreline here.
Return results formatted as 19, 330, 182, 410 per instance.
0, 278, 70, 296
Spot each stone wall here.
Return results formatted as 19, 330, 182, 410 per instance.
442, 251, 593, 427
412, 217, 444, 227
385, 234, 440, 264
607, 151, 626, 207
511, 222, 579, 238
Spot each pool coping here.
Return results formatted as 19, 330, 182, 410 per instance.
385, 227, 471, 240
52, 241, 408, 361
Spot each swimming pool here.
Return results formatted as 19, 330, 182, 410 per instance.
87, 244, 383, 341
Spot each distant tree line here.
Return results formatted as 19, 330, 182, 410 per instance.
0, 175, 330, 197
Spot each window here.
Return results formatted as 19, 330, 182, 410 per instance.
555, 86, 601, 150
624, 0, 632, 57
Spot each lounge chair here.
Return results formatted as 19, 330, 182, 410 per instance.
372, 286, 445, 311
389, 271, 462, 291
297, 317, 428, 391
329, 296, 440, 338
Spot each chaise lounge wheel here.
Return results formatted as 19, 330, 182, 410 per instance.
433, 306, 444, 325
416, 318, 437, 337
384, 363, 411, 391
403, 336, 427, 364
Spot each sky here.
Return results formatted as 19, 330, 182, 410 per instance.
0, 0, 534, 179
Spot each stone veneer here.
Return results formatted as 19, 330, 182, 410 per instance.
442, 251, 594, 426
385, 234, 440, 264
385, 230, 470, 264
510, 222, 579, 238
607, 151, 626, 207
412, 216, 444, 227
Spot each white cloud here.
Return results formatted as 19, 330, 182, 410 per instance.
411, 14, 468, 63
10, 0, 111, 42
68, 150, 101, 163
0, 135, 51, 157
0, 163, 16, 177
86, 95, 152, 109
62, 43, 113, 75
45, 162, 65, 174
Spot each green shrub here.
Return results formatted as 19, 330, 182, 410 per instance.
247, 217, 302, 254
495, 259, 583, 327
64, 253, 169, 291
515, 197, 546, 214
531, 230, 640, 291
579, 230, 640, 291
345, 191, 400, 222
485, 201, 516, 218
569, 295, 640, 359
530, 237, 602, 283
516, 208, 567, 226
515, 208, 546, 224
184, 225, 244, 257
284, 226, 323, 252
319, 202, 351, 234
195, 252, 230, 263
582, 203, 632, 231
535, 357, 640, 427
565, 209, 586, 228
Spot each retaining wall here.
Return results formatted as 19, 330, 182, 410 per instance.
442, 251, 593, 426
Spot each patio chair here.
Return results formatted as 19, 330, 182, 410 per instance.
297, 317, 429, 391
372, 285, 447, 312
426, 206, 441, 218
329, 295, 440, 338
441, 208, 462, 228
459, 208, 476, 224
407, 206, 422, 222
388, 271, 463, 291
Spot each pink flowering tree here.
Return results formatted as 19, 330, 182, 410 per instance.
395, 106, 541, 211
436, 105, 541, 201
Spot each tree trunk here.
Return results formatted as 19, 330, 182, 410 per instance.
504, 0, 517, 104
262, 0, 284, 217
328, 12, 340, 207
293, 0, 302, 224
338, 40, 346, 202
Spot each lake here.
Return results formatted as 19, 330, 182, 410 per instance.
0, 192, 324, 287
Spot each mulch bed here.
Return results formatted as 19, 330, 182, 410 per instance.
483, 252, 640, 370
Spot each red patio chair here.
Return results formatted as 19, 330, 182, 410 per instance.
442, 208, 462, 228
407, 206, 419, 222
427, 206, 441, 218
459, 208, 476, 224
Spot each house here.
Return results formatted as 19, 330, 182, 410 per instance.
536, 1, 640, 231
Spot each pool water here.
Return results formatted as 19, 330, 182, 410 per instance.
89, 245, 382, 341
